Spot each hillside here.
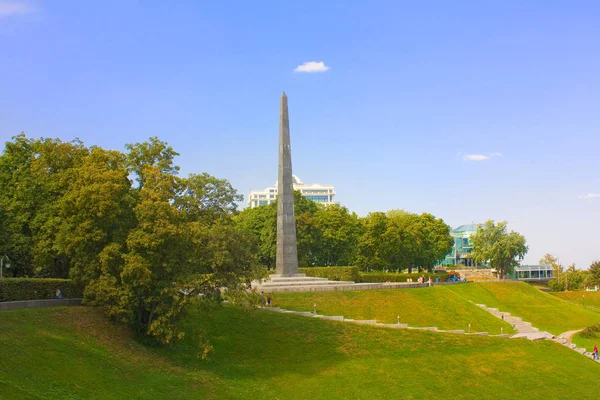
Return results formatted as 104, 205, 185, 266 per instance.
272, 285, 515, 334
1, 304, 599, 399
446, 282, 600, 335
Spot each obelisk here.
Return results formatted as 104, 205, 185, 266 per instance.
275, 92, 299, 276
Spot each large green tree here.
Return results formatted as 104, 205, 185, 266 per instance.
588, 261, 600, 287
472, 220, 528, 278
311, 205, 362, 266
355, 212, 388, 270
0, 134, 88, 277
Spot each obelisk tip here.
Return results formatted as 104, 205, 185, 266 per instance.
281, 91, 287, 97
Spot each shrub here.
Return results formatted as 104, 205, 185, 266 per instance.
358, 272, 449, 283
580, 323, 600, 339
0, 278, 84, 302
299, 266, 359, 282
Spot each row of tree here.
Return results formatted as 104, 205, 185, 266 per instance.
539, 254, 600, 292
235, 200, 455, 272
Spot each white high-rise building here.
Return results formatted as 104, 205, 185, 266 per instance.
248, 175, 336, 208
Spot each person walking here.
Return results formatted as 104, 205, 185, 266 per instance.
593, 344, 598, 360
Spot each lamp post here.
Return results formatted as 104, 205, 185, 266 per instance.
0, 255, 10, 278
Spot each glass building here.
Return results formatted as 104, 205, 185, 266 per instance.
443, 223, 479, 266
248, 175, 336, 208
509, 265, 555, 280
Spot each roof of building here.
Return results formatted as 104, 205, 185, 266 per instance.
515, 264, 554, 271
452, 224, 479, 233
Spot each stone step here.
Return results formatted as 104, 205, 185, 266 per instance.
312, 315, 344, 321
350, 319, 377, 325
260, 280, 353, 287
268, 276, 329, 283
377, 323, 409, 329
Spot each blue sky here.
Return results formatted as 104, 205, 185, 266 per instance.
1, 0, 599, 268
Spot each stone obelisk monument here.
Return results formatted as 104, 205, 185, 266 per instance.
275, 92, 299, 276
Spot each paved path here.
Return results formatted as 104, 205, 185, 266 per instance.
262, 306, 510, 337
559, 329, 583, 344
476, 303, 600, 363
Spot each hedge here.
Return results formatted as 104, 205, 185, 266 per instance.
358, 272, 449, 283
0, 278, 84, 302
299, 266, 359, 282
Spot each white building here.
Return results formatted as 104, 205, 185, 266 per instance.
248, 175, 336, 208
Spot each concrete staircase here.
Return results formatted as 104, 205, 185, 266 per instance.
255, 274, 354, 293
475, 304, 554, 340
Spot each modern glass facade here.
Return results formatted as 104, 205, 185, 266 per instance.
509, 265, 555, 280
442, 223, 479, 266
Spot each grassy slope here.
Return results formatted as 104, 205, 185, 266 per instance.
272, 286, 515, 334
553, 290, 600, 311
552, 291, 600, 352
2, 305, 600, 400
571, 332, 597, 353
446, 282, 600, 335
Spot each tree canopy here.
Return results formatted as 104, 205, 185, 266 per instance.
472, 220, 528, 278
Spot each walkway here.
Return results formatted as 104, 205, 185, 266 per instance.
263, 306, 509, 338
475, 304, 553, 340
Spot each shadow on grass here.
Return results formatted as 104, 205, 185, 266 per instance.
160, 304, 354, 380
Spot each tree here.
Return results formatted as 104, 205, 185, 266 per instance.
355, 212, 388, 270
0, 134, 88, 277
82, 166, 261, 345
588, 261, 600, 287
472, 220, 528, 278
311, 205, 362, 266
125, 137, 180, 189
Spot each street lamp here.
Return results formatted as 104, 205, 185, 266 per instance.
0, 255, 10, 278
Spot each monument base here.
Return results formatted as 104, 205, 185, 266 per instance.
254, 273, 354, 293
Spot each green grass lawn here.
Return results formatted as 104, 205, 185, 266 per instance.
1, 304, 600, 399
571, 332, 598, 353
553, 290, 600, 311
446, 282, 600, 335
272, 286, 515, 334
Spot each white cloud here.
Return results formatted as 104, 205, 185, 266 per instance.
578, 193, 600, 200
462, 152, 502, 161
463, 154, 490, 161
0, 1, 36, 17
294, 61, 330, 73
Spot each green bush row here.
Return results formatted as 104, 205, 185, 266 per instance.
0, 278, 84, 302
358, 272, 449, 283
299, 266, 359, 282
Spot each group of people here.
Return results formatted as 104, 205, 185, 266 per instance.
406, 276, 439, 285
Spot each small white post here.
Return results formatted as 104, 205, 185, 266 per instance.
397, 315, 400, 325
313, 303, 316, 314
468, 323, 471, 333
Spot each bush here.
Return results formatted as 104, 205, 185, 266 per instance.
580, 323, 600, 339
0, 278, 84, 302
299, 266, 359, 282
358, 272, 449, 283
